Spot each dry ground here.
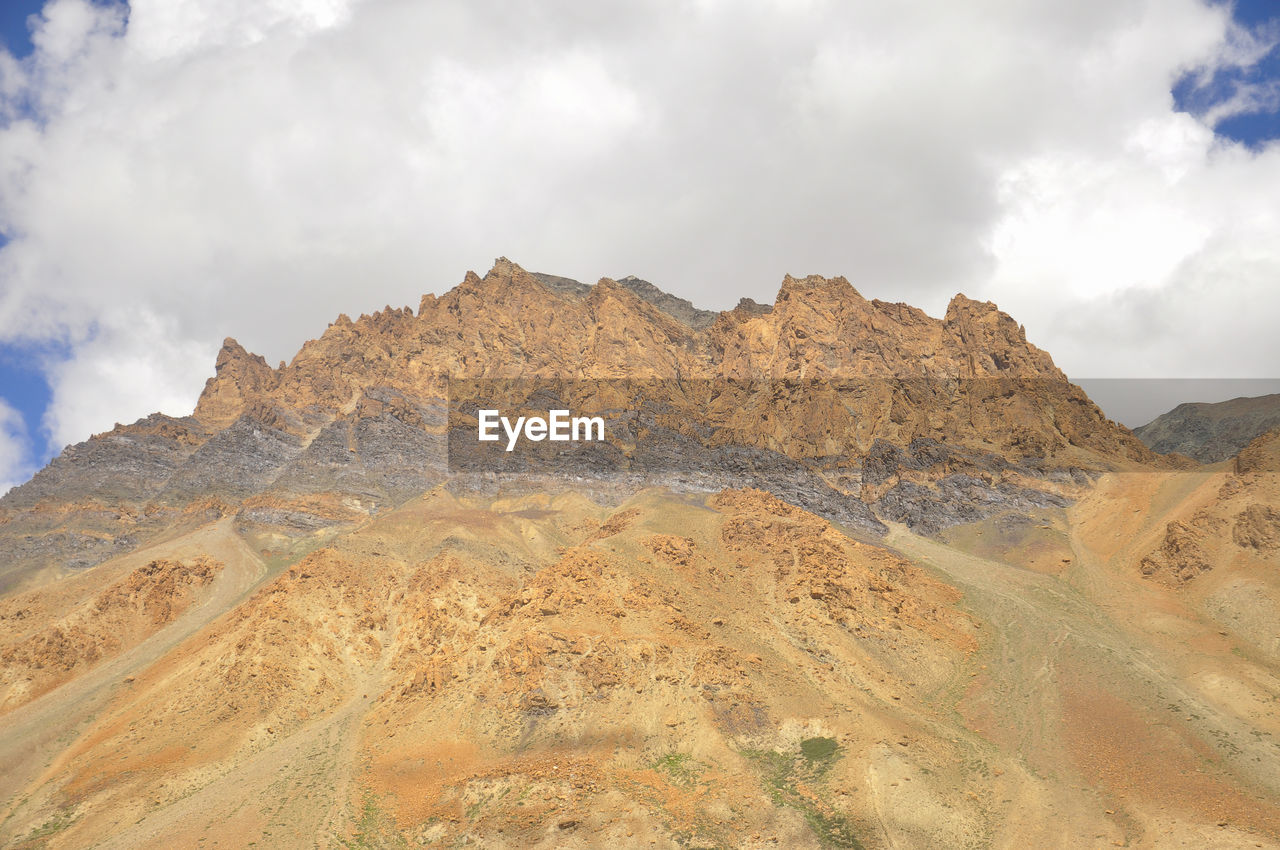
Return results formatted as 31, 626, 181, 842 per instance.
0, 471, 1277, 849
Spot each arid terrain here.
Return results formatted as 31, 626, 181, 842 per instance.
1, 262, 1277, 848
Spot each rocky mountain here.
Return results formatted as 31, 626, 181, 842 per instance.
0, 260, 1275, 849
0, 259, 1161, 591
1134, 393, 1280, 462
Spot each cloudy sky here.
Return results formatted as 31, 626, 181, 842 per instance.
2, 0, 1280, 492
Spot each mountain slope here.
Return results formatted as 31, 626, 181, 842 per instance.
2, 261, 1271, 849
1, 488, 985, 849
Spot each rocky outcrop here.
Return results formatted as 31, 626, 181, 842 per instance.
193, 339, 281, 430
1140, 521, 1213, 586
1135, 430, 1280, 588
1236, 428, 1280, 474
1233, 504, 1280, 551
0, 556, 221, 712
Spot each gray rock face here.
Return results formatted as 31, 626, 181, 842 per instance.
876, 475, 1068, 535
449, 405, 1091, 539
530, 272, 591, 298
615, 276, 719, 329
633, 440, 888, 537
1134, 394, 1280, 463
0, 393, 448, 580
447, 409, 887, 537
859, 437, 1075, 534
158, 415, 305, 503
1, 414, 208, 508
532, 271, 719, 329
265, 410, 445, 505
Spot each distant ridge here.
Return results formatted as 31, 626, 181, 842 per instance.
1134, 393, 1280, 462
532, 271, 718, 329
614, 275, 718, 329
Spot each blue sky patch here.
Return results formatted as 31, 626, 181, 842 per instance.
0, 343, 55, 464
1173, 0, 1280, 148
0, 0, 47, 60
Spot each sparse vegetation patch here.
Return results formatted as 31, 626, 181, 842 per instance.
740, 739, 863, 848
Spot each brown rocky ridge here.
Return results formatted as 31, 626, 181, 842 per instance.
2, 258, 1168, 588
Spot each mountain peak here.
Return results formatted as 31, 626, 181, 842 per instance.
484, 256, 539, 286
733, 297, 772, 315
214, 337, 263, 367
944, 292, 1000, 317
490, 255, 521, 274
942, 292, 1021, 338
776, 273, 863, 303
939, 293, 1062, 378
193, 338, 278, 428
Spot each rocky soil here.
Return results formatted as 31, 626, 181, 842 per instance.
0, 557, 222, 714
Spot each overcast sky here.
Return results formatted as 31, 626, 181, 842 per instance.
2, 0, 1280, 492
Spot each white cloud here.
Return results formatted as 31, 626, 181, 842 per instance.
127, 0, 355, 59
984, 109, 1280, 378
0, 399, 32, 495
0, 0, 1279, 461
40, 308, 211, 451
